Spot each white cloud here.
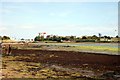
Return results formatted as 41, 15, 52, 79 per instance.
0, 24, 10, 36
0, 26, 7, 32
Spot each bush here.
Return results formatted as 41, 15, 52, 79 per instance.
76, 39, 95, 42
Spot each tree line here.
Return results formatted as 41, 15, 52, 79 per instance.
34, 35, 119, 43
0, 36, 10, 40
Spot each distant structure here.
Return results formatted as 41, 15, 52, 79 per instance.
38, 32, 46, 41
39, 32, 46, 37
98, 33, 101, 38
114, 30, 117, 37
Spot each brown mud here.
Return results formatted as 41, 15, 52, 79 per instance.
1, 49, 120, 80
12, 49, 120, 69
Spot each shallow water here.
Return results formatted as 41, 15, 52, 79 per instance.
35, 43, 119, 48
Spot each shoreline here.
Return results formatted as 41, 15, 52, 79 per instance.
1, 42, 119, 55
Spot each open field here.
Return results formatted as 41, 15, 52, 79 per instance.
1, 43, 120, 80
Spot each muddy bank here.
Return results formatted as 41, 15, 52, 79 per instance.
11, 49, 120, 70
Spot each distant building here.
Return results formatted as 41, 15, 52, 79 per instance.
111, 38, 119, 42
19, 39, 33, 43
100, 38, 108, 42
100, 37, 119, 42
100, 37, 111, 42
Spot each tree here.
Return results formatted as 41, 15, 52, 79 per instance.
103, 35, 109, 41
21, 38, 24, 41
91, 35, 98, 40
116, 35, 119, 38
2, 36, 10, 40
40, 36, 44, 41
92, 35, 98, 38
82, 36, 87, 39
52, 35, 57, 41
98, 33, 102, 38
107, 36, 111, 39
104, 36, 108, 38
46, 35, 50, 39
56, 37, 62, 42
0, 36, 2, 40
34, 36, 40, 41
61, 37, 69, 41
70, 36, 75, 41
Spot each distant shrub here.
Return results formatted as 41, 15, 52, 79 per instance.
76, 39, 95, 42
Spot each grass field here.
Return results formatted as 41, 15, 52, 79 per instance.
75, 46, 119, 53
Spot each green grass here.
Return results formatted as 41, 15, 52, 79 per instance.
11, 43, 119, 54
75, 46, 119, 53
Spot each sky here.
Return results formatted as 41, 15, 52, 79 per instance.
0, 1, 118, 40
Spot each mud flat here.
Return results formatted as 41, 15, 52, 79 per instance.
12, 49, 120, 67
1, 49, 120, 80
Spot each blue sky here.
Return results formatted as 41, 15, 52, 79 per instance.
0, 1, 118, 39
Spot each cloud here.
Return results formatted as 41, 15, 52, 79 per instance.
0, 24, 9, 36
0, 26, 7, 32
